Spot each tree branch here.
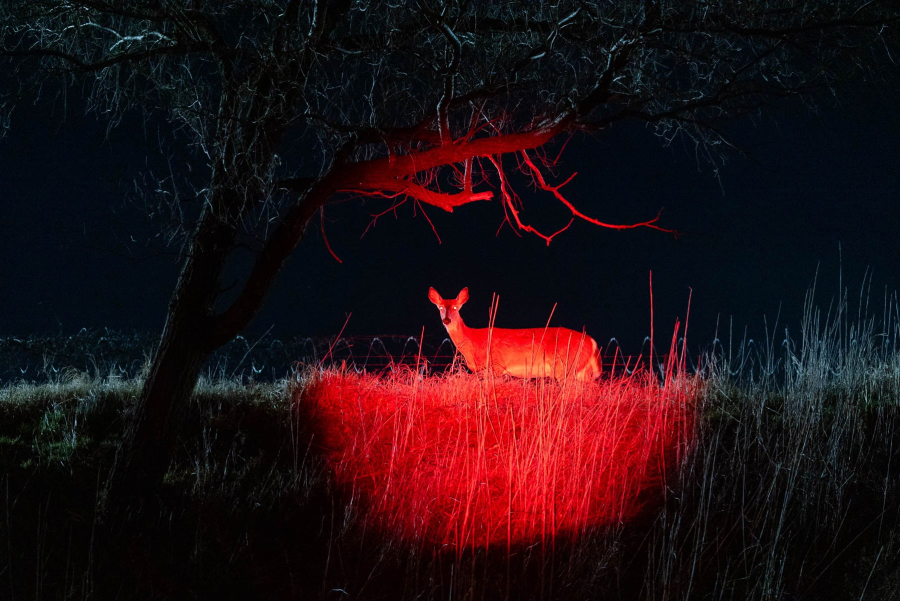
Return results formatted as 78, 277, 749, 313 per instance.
519, 151, 674, 235
206, 174, 341, 348
0, 43, 212, 73
343, 180, 493, 213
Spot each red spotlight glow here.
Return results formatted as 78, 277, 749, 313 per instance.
300, 360, 696, 550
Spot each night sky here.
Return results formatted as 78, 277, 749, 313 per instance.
2, 87, 899, 358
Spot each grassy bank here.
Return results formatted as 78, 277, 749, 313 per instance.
2, 298, 900, 599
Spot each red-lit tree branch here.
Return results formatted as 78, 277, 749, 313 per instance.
344, 179, 493, 213
519, 151, 674, 234
338, 112, 672, 244
489, 155, 575, 246
319, 207, 342, 264
348, 117, 570, 184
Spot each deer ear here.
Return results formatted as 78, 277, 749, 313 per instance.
456, 287, 469, 306
428, 287, 442, 304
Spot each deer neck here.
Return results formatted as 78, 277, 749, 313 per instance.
445, 315, 481, 371
445, 316, 473, 348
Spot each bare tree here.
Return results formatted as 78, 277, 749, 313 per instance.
1, 1, 897, 503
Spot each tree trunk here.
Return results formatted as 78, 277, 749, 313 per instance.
104, 207, 235, 511
102, 174, 329, 512
109, 315, 210, 505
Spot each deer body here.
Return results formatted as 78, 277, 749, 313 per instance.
429, 287, 601, 381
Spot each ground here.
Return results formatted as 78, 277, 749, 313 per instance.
2, 343, 900, 600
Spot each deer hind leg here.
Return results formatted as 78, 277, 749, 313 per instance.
588, 351, 601, 380
573, 358, 599, 382
573, 343, 601, 382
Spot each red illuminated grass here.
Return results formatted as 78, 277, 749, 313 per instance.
299, 356, 697, 550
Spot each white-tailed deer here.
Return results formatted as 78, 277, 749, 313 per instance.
428, 287, 601, 381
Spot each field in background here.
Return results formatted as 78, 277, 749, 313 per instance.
0, 329, 679, 384
2, 286, 900, 599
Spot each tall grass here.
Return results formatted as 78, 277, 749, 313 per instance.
299, 343, 696, 551
642, 282, 900, 600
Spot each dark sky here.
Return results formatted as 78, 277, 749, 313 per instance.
1, 89, 899, 357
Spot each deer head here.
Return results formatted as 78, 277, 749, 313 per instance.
428, 287, 469, 328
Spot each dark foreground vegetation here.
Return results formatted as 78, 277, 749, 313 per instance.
3, 295, 900, 600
